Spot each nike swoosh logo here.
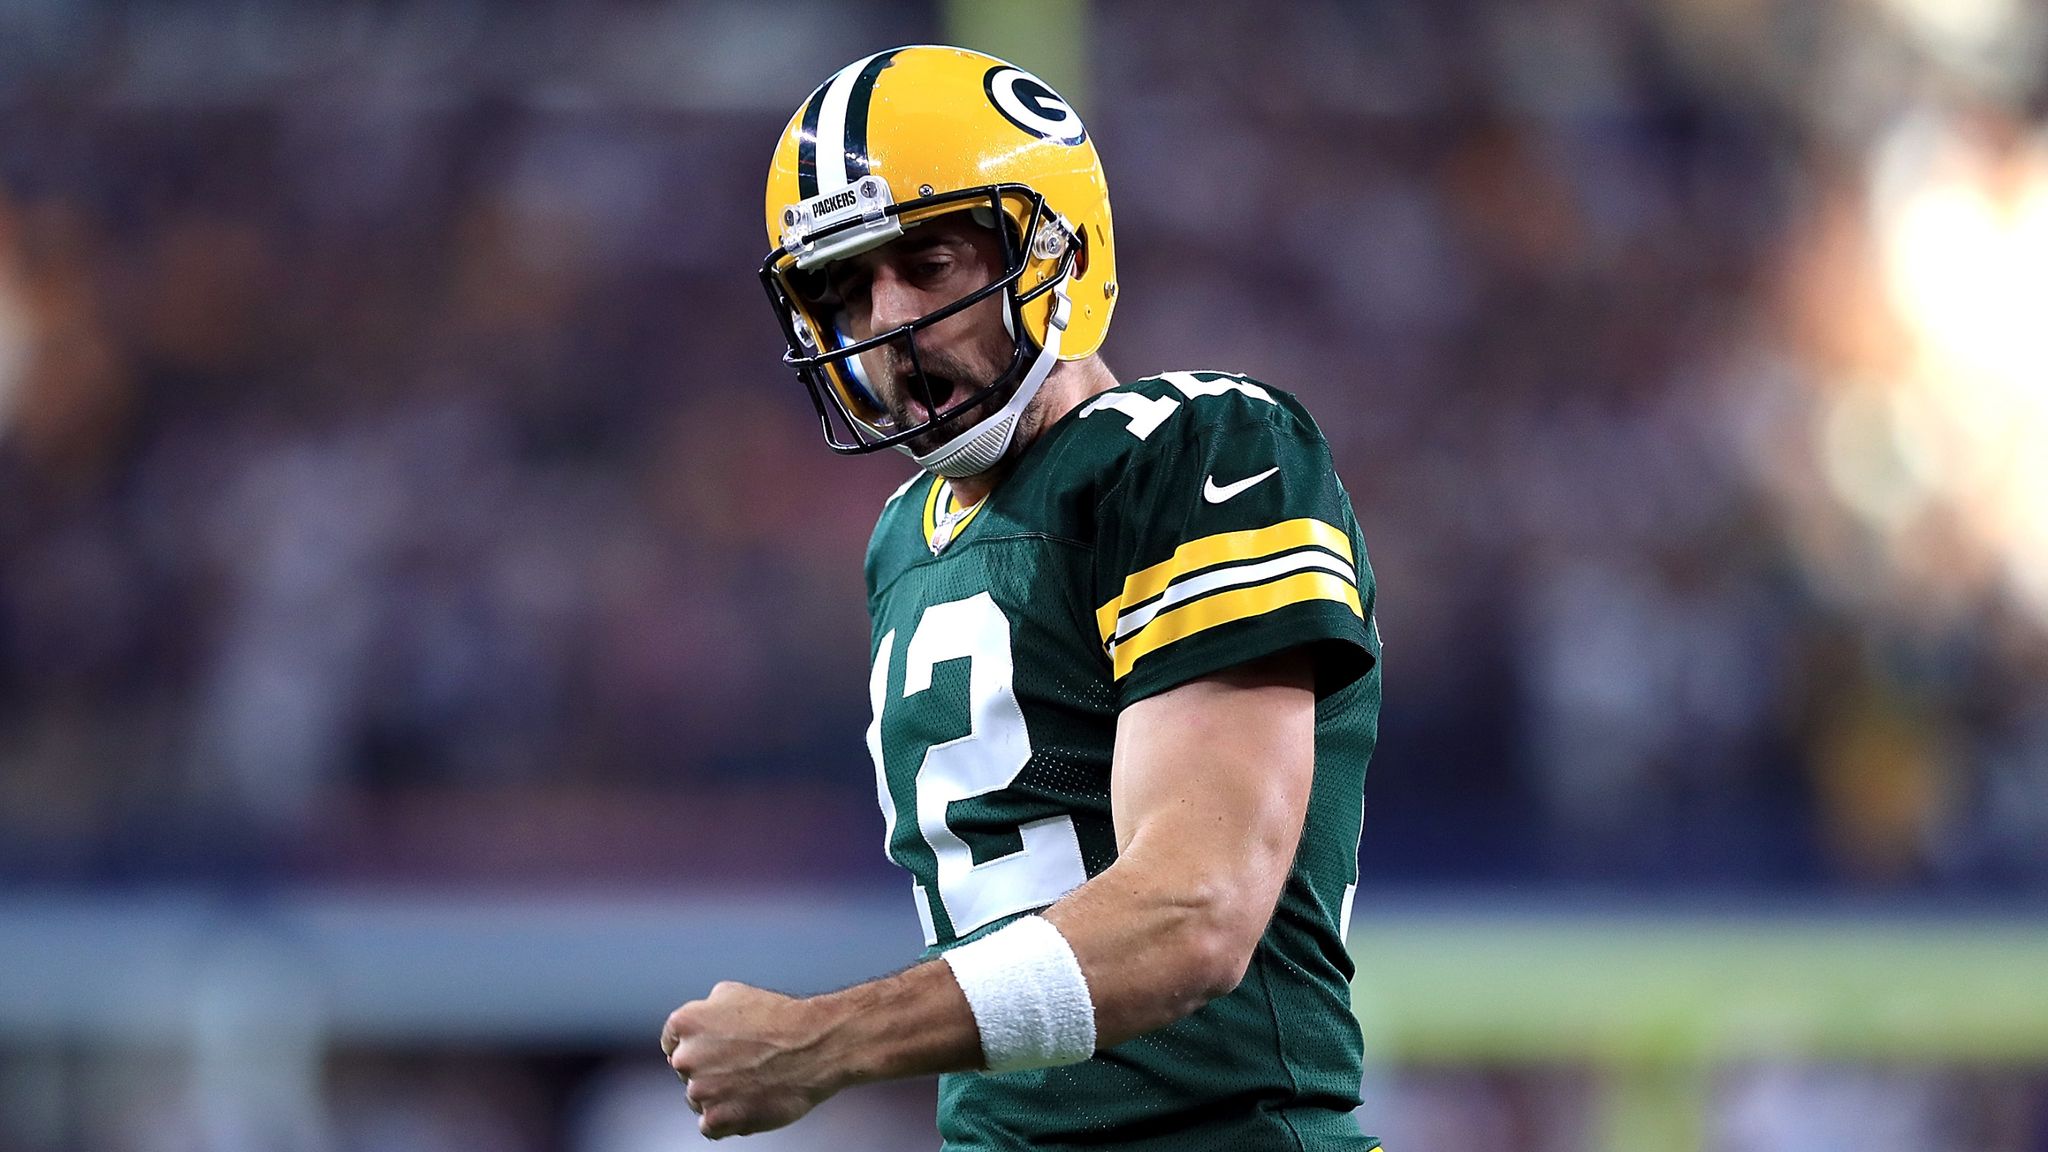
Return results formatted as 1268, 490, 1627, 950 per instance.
1202, 467, 1279, 504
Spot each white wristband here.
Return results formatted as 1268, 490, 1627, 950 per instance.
941, 915, 1097, 1073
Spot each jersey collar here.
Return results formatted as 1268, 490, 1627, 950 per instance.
922, 474, 988, 554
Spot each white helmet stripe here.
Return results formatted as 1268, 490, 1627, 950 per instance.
814, 50, 887, 195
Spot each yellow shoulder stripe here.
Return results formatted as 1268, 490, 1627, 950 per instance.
1110, 570, 1363, 679
1096, 517, 1353, 644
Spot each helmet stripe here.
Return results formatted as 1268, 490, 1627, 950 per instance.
840, 48, 902, 187
794, 82, 828, 200
814, 49, 891, 195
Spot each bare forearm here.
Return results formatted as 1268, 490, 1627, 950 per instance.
811, 958, 985, 1086
810, 857, 1261, 1084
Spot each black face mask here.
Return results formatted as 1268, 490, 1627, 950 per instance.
761, 183, 1074, 457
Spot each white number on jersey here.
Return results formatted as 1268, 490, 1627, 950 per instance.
1078, 391, 1180, 440
1157, 370, 1275, 404
870, 593, 1088, 943
1077, 371, 1276, 440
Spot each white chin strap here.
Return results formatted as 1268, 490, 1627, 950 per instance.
906, 281, 1071, 479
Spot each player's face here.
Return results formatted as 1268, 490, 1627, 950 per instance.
825, 217, 1017, 456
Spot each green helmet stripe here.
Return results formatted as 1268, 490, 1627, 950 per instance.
840, 48, 903, 186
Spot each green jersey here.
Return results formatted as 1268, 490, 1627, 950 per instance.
863, 371, 1383, 1150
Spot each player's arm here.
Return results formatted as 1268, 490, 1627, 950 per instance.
660, 647, 1316, 1137
1042, 646, 1316, 1043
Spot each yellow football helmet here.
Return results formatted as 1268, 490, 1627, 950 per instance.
759, 45, 1117, 476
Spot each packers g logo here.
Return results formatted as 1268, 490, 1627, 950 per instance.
984, 65, 1087, 145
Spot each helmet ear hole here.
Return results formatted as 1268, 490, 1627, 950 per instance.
1072, 224, 1090, 280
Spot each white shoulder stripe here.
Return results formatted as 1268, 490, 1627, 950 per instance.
1110, 547, 1355, 646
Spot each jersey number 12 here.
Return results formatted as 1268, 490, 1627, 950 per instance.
868, 592, 1088, 945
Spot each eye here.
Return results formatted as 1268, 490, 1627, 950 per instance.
788, 268, 825, 303
910, 257, 952, 284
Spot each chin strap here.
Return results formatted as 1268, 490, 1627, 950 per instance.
907, 281, 1072, 479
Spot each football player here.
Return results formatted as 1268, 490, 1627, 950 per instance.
662, 45, 1383, 1150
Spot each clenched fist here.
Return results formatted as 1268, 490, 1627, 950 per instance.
660, 981, 848, 1139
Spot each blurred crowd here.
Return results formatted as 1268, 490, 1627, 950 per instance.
1, 0, 2046, 896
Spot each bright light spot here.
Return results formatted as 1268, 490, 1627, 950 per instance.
1887, 183, 2048, 393
1873, 0, 2041, 92
1858, 116, 2048, 626
1877, 0, 2022, 58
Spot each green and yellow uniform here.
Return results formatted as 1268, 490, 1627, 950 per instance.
863, 371, 1384, 1150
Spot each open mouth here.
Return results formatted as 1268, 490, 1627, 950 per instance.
902, 372, 962, 423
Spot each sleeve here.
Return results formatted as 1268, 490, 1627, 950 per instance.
1091, 400, 1377, 708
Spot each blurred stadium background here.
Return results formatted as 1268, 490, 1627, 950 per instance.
2, 0, 2046, 1148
